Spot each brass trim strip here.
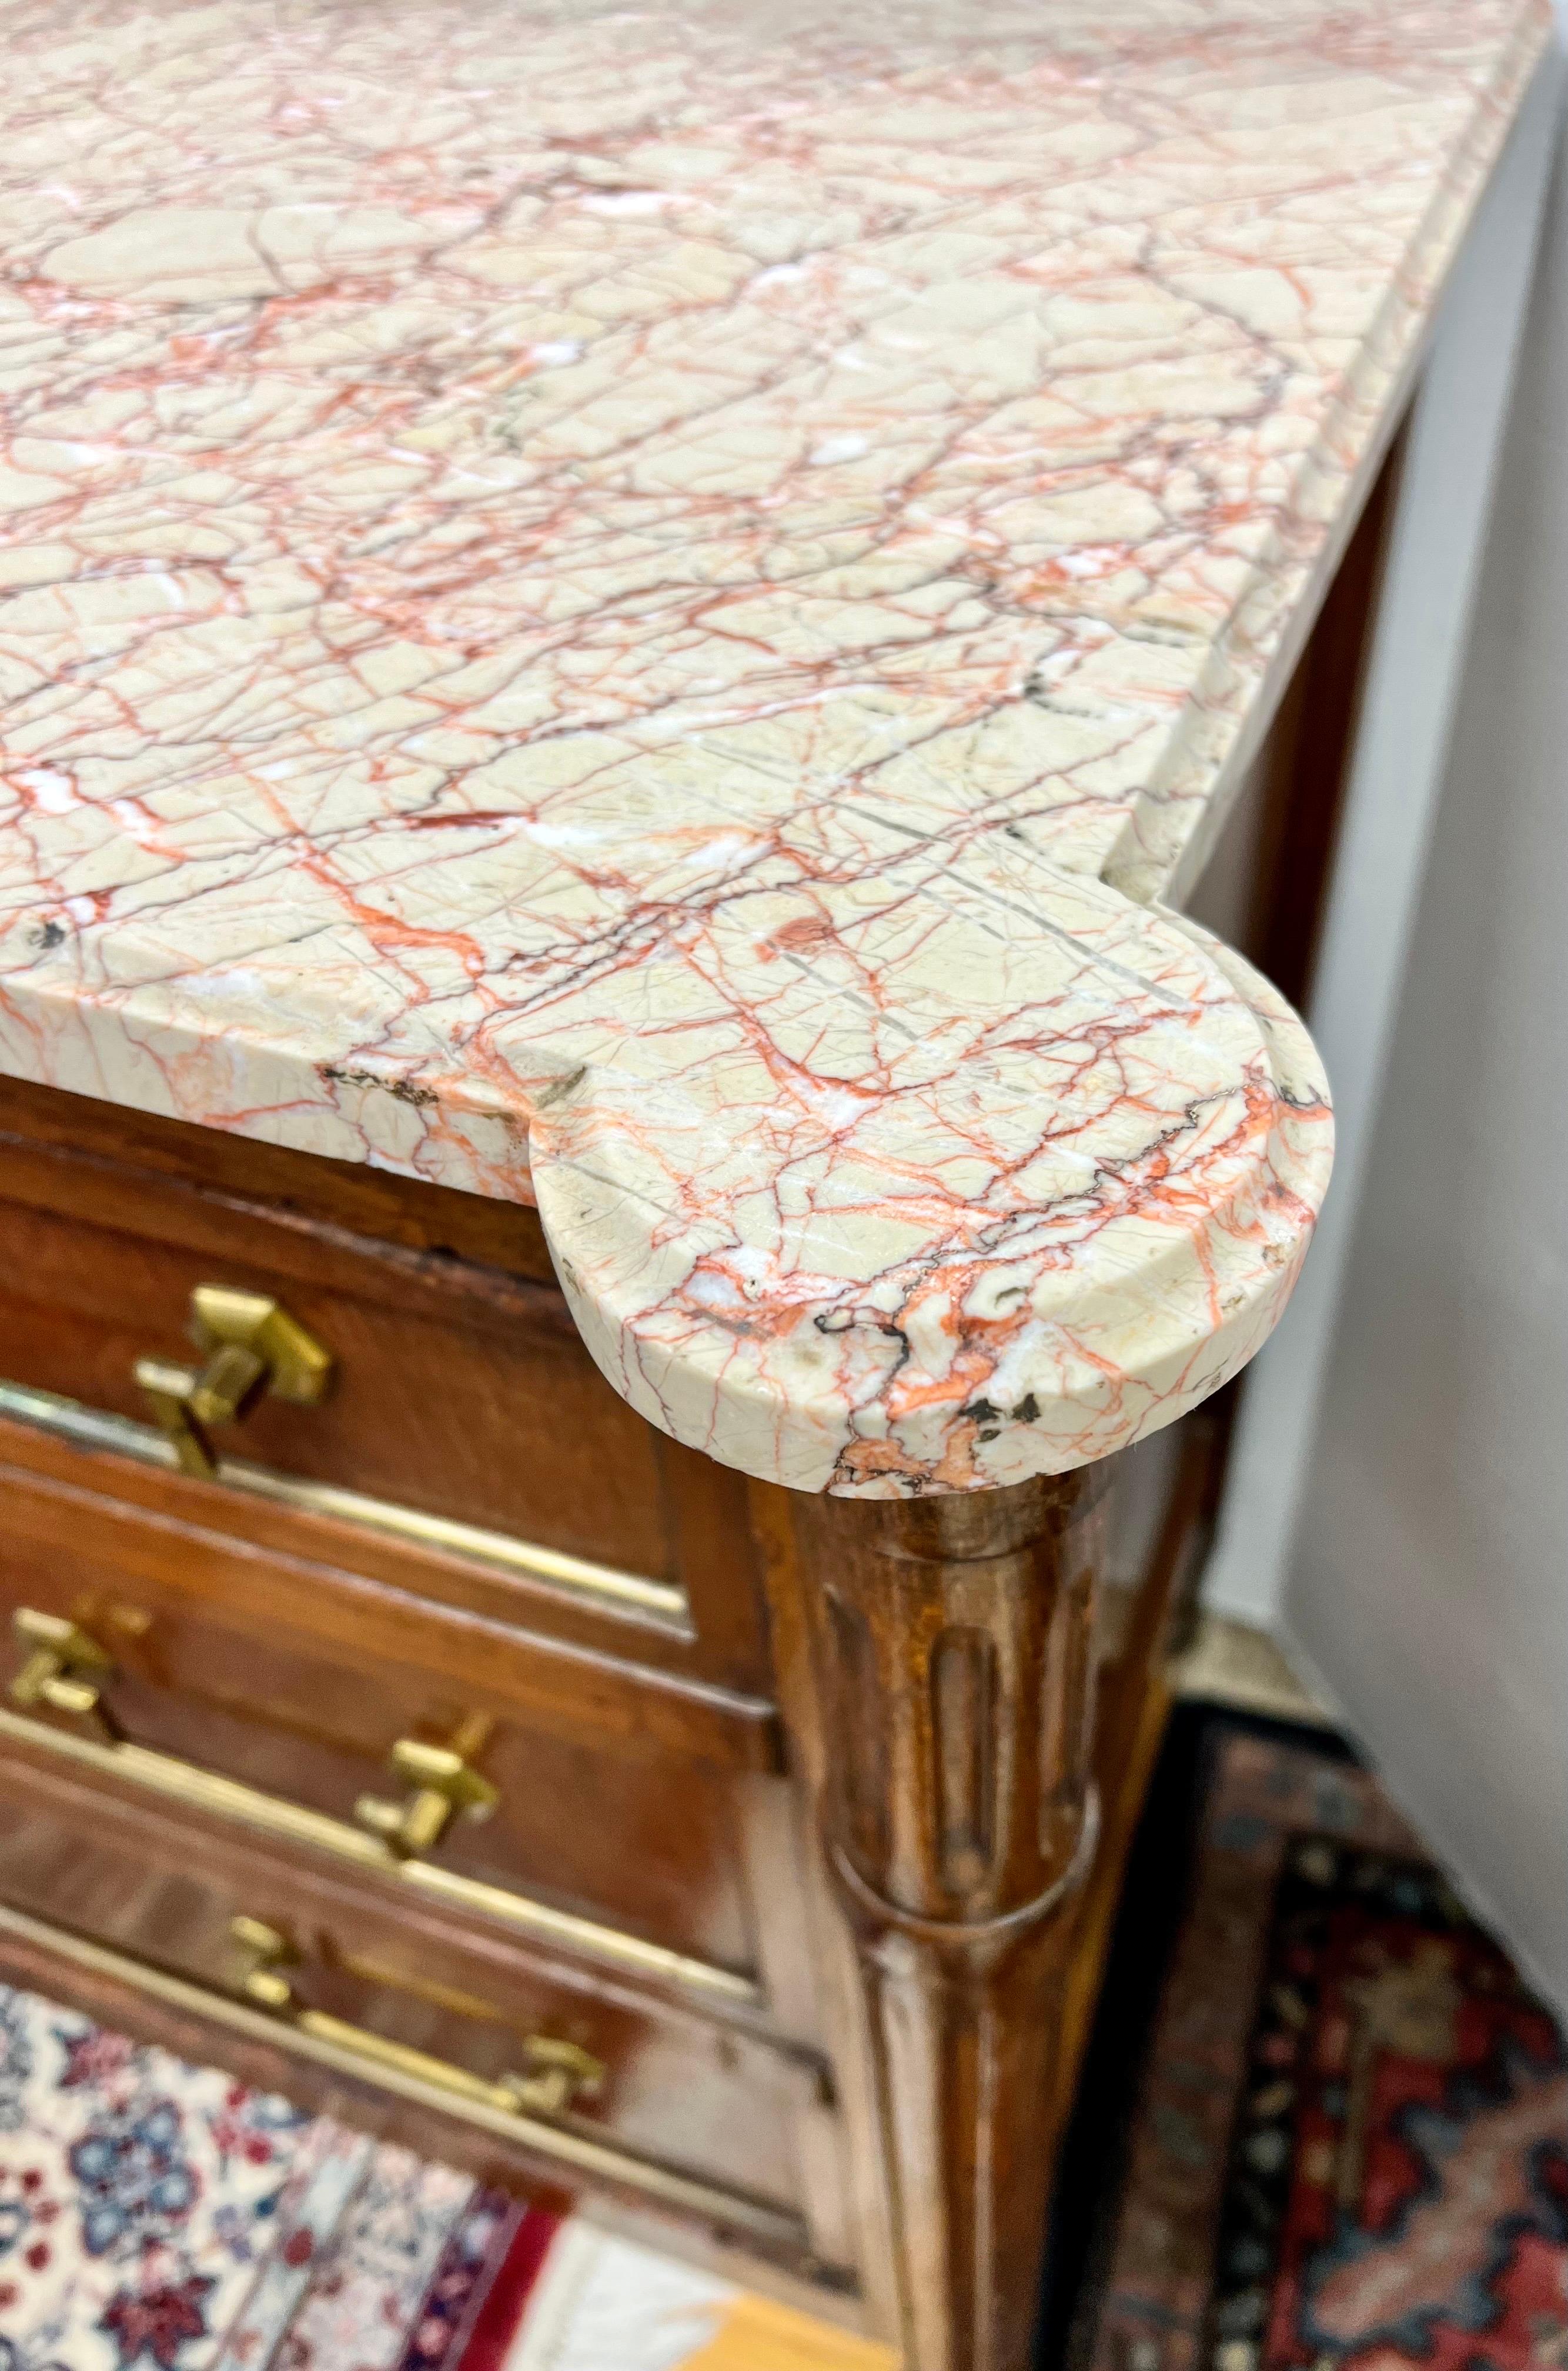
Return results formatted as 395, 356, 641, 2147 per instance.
279, 2007, 574, 2115
0, 1706, 760, 2010
0, 1380, 688, 1632
0, 1899, 810, 2256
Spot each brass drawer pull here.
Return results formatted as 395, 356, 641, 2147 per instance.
0, 1901, 806, 2255
229, 1915, 605, 2117
135, 1285, 332, 1478
0, 1703, 758, 2009
354, 1728, 499, 1859
9, 1609, 117, 1736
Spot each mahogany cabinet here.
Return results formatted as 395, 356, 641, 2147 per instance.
0, 1, 1543, 2356
0, 1067, 1211, 2335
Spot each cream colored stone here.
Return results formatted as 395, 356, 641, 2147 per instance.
0, 0, 1544, 1491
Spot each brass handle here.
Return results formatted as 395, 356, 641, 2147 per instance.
9, 1608, 118, 1736
0, 1703, 757, 2009
135, 1285, 332, 1478
229, 1916, 604, 2117
230, 1912, 299, 2010
355, 1724, 498, 1859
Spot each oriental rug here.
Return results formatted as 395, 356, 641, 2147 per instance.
0, 1982, 891, 2371
1079, 1731, 1568, 2371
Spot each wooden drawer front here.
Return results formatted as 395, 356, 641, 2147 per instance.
0, 1735, 823, 2252
0, 1126, 768, 1689
0, 1455, 777, 1988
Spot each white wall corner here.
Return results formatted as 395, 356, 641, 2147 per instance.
1200, 48, 1567, 1643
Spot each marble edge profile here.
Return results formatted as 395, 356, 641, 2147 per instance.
0, 843, 1334, 1495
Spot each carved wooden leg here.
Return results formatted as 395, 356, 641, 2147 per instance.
784, 1465, 1114, 2371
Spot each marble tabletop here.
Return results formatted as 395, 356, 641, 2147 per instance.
0, 0, 1547, 1491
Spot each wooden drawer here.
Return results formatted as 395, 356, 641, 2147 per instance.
0, 1443, 782, 1993
0, 1088, 769, 1691
0, 1728, 831, 2265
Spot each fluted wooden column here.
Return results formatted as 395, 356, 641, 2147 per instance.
782, 1465, 1113, 2370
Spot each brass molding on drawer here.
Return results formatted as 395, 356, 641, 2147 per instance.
0, 1704, 760, 2012
0, 1378, 689, 1633
0, 1898, 811, 2259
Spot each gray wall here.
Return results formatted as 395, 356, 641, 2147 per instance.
1285, 124, 1568, 2011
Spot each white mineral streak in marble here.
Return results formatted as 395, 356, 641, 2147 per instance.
0, 0, 1547, 1490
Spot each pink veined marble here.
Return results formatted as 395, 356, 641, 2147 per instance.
0, 0, 1548, 1492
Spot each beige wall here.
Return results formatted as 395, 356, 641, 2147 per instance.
1284, 123, 1568, 2010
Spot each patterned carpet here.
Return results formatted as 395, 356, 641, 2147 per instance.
5, 1736, 1563, 2370
1080, 1732, 1568, 2371
0, 1985, 892, 2371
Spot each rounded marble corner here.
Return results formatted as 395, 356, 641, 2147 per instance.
527, 857, 1333, 1499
